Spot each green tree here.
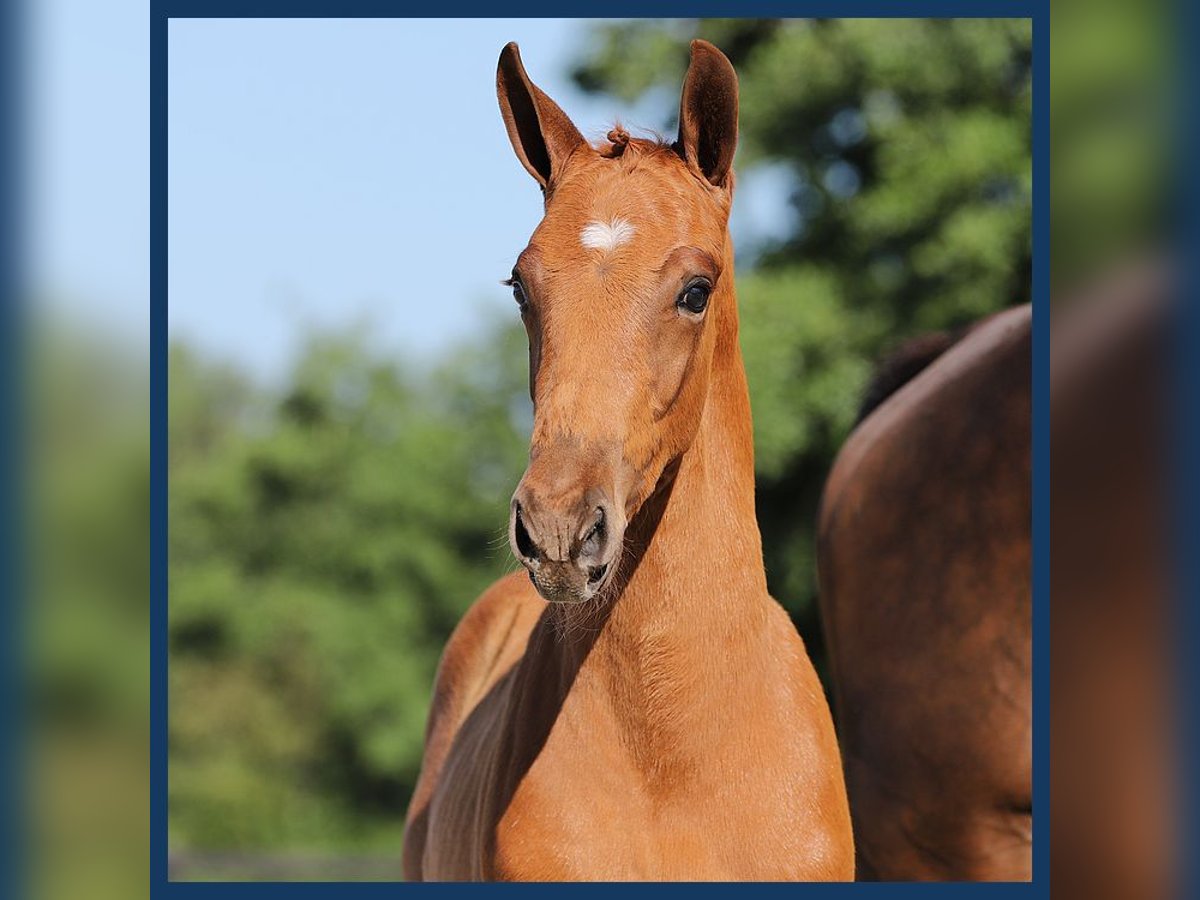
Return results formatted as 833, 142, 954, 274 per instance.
168, 318, 530, 854
29, 322, 151, 900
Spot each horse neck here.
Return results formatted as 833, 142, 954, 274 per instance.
629, 236, 763, 592
624, 283, 765, 611
547, 255, 776, 755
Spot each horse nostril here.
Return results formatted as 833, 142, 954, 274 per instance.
513, 503, 538, 562
581, 506, 606, 551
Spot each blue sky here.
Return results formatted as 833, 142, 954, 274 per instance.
31, 8, 793, 384
30, 0, 150, 340
167, 18, 652, 382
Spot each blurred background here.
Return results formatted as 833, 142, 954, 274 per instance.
163, 17, 1031, 878
20, 4, 1179, 896
26, 0, 149, 897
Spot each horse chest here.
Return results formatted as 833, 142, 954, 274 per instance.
490, 774, 818, 880
484, 730, 677, 878
485, 726, 807, 880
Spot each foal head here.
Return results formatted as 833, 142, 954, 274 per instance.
498, 40, 740, 604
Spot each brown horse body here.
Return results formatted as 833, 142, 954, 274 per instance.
1050, 263, 1173, 900
818, 305, 1032, 880
402, 41, 853, 881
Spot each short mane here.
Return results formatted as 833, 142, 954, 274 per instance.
595, 124, 676, 160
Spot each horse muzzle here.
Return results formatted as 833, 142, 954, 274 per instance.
509, 481, 623, 604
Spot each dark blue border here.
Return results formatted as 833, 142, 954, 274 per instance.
158, 1, 1035, 17
150, 4, 1047, 895
1029, 8, 1048, 889
151, 3, 170, 895
1177, 0, 1199, 891
2, 0, 26, 895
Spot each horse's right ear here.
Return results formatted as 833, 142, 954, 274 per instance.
497, 42, 586, 189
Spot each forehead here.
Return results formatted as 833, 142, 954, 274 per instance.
522, 145, 726, 272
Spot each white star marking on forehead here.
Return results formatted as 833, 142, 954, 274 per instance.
580, 218, 635, 252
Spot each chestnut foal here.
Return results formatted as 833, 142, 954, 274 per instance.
402, 41, 853, 881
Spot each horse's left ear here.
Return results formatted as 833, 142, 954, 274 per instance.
676, 40, 739, 189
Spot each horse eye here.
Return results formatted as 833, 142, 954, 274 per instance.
678, 281, 711, 315
510, 277, 529, 311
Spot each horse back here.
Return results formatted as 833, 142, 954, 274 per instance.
818, 304, 1032, 880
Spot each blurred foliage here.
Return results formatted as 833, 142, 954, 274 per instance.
160, 18, 1030, 865
29, 322, 149, 900
1049, 0, 1168, 286
169, 319, 530, 853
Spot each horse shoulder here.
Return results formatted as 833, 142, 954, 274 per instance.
760, 600, 856, 880
401, 572, 545, 880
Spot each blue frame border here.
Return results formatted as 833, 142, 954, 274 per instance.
1177, 0, 1199, 891
2, 0, 26, 894
150, 3, 1048, 894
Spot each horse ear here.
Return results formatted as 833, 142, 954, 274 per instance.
676, 40, 739, 188
497, 42, 586, 189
